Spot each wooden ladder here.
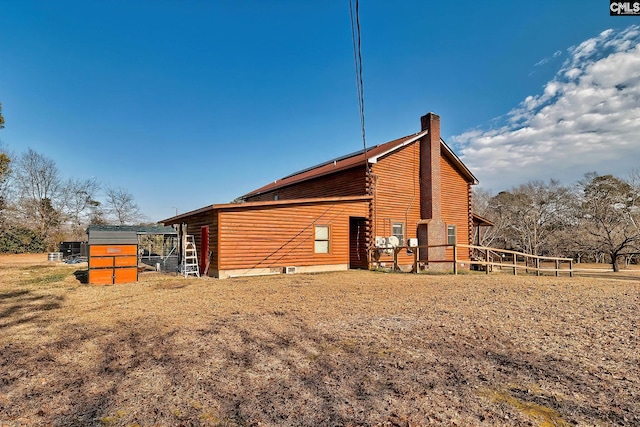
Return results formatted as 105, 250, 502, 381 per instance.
182, 235, 200, 277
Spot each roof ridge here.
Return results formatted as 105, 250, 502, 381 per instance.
281, 131, 423, 181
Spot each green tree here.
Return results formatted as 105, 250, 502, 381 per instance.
0, 227, 46, 254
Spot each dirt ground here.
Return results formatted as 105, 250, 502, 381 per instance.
0, 253, 51, 267
0, 256, 638, 426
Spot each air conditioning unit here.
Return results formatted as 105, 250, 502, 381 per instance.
375, 236, 387, 247
284, 266, 297, 274
387, 235, 400, 248
408, 238, 418, 247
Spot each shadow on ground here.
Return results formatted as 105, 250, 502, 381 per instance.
1, 309, 637, 426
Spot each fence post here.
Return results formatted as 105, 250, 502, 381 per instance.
536, 257, 540, 276
413, 247, 418, 273
555, 259, 559, 277
393, 248, 399, 271
485, 248, 489, 275
425, 245, 429, 268
513, 253, 517, 275
453, 244, 458, 275
570, 260, 573, 277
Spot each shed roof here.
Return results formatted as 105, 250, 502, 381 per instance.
241, 131, 478, 199
87, 225, 177, 235
87, 225, 178, 245
88, 230, 139, 245
472, 214, 495, 227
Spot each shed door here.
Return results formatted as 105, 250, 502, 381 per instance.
349, 217, 368, 269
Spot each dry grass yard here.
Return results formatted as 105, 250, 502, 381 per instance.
0, 254, 638, 427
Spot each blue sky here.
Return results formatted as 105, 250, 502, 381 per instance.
1, 1, 638, 222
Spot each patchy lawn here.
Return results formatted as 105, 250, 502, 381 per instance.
0, 258, 638, 426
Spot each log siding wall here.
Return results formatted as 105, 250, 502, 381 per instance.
371, 142, 421, 266
440, 154, 471, 261
217, 200, 369, 271
244, 166, 367, 202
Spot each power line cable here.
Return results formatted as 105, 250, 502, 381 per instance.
349, 0, 367, 165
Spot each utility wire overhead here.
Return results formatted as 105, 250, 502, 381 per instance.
349, 0, 367, 166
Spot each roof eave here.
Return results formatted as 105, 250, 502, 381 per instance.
472, 213, 495, 227
367, 130, 429, 164
161, 204, 217, 224
161, 196, 373, 224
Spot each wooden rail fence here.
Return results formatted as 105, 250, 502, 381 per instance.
369, 244, 574, 277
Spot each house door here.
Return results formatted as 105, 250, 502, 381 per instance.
349, 217, 368, 269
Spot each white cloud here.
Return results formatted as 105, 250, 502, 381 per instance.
454, 25, 640, 191
533, 50, 563, 67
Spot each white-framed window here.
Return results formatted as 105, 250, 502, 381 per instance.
392, 222, 404, 246
447, 225, 456, 245
314, 225, 330, 253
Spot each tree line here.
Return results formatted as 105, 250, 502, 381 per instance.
473, 173, 640, 272
0, 142, 144, 253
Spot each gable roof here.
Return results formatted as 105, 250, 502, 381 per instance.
472, 213, 495, 227
241, 130, 477, 199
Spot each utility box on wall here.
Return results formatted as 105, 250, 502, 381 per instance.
87, 227, 139, 285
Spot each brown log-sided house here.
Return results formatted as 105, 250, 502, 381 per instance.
162, 112, 479, 278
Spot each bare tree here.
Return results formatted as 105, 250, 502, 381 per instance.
0, 144, 149, 251
104, 185, 142, 225
484, 180, 575, 256
0, 105, 7, 221
13, 149, 63, 248
578, 173, 640, 272
60, 177, 101, 239
0, 150, 10, 216
472, 187, 508, 247
0, 114, 10, 232
628, 169, 640, 237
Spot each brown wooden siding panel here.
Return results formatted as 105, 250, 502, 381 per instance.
371, 142, 422, 265
88, 269, 114, 285
441, 155, 471, 261
90, 257, 115, 268
208, 211, 220, 272
90, 245, 137, 256
114, 268, 138, 283
245, 167, 367, 202
218, 201, 369, 270
114, 256, 138, 267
